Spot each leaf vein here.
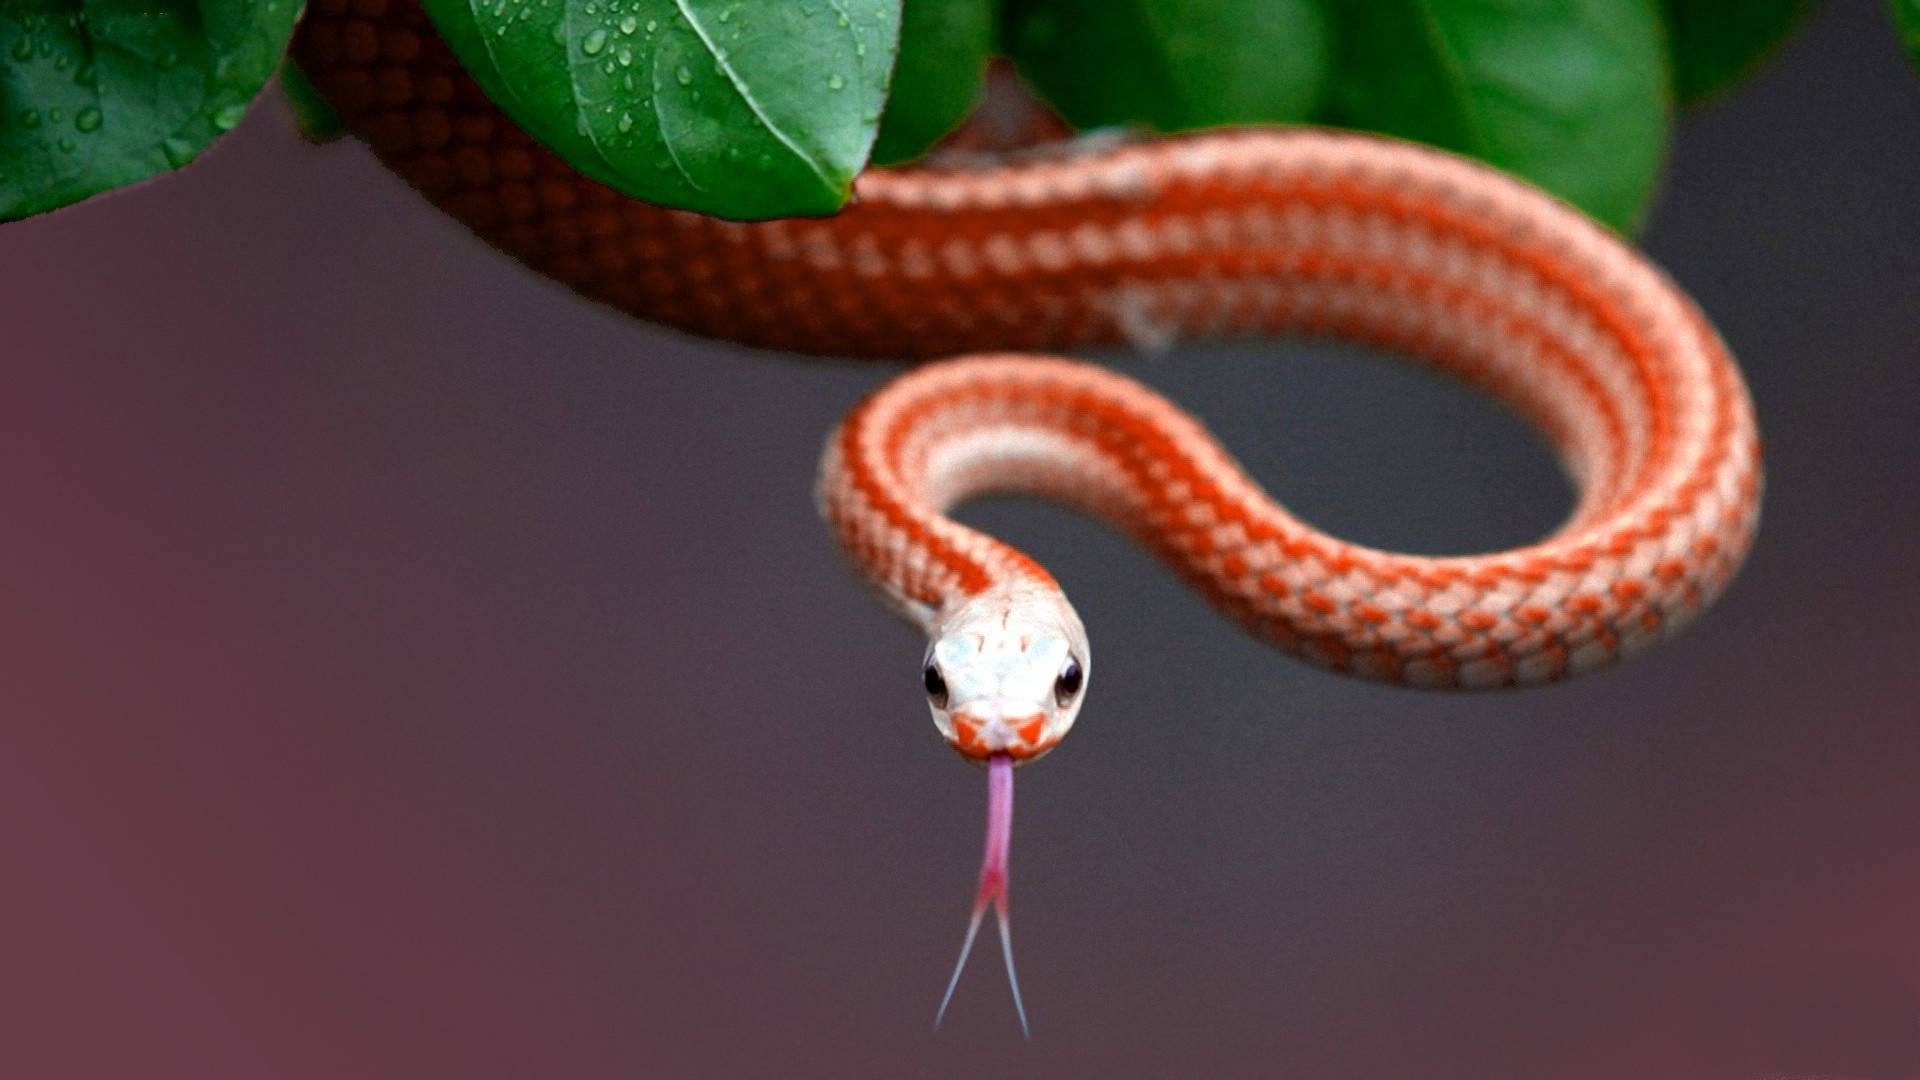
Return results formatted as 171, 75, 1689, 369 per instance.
1409, 0, 1492, 156
650, 43, 704, 190
671, 0, 837, 194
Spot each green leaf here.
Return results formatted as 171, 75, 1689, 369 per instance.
1660, 0, 1816, 103
1892, 0, 1920, 69
280, 60, 344, 144
421, 0, 899, 220
1002, 0, 1332, 132
1327, 0, 1671, 233
870, 0, 993, 165
0, 1, 303, 222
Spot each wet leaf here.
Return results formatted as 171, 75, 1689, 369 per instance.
1, 0, 303, 221
422, 0, 899, 219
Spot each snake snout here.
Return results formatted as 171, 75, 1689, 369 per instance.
950, 705, 1057, 762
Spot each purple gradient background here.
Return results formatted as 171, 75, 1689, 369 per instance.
4, 2, 1919, 1076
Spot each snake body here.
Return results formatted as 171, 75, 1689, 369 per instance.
296, 0, 1760, 697
295, 0, 1764, 1029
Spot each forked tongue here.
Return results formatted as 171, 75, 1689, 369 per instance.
933, 753, 1029, 1037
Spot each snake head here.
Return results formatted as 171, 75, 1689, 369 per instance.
922, 580, 1089, 763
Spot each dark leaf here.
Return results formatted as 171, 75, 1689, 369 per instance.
1661, 0, 1817, 103
1892, 0, 1920, 70
870, 0, 993, 165
1002, 0, 1332, 132
1, 1, 303, 221
280, 61, 344, 144
1328, 0, 1671, 233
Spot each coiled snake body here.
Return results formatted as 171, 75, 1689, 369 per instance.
296, 0, 1764, 1033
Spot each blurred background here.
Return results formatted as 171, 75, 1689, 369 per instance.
2, 0, 1917, 1076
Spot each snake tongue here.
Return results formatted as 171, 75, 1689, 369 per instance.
933, 753, 1029, 1037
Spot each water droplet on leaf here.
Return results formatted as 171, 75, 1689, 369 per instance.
827, 73, 844, 90
582, 28, 608, 54
675, 64, 692, 85
213, 102, 247, 130
162, 137, 195, 167
75, 106, 101, 132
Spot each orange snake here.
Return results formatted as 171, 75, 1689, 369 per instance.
295, 0, 1765, 1034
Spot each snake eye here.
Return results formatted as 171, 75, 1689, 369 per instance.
1055, 658, 1083, 707
923, 662, 949, 709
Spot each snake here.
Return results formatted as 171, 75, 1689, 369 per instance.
293, 0, 1765, 1035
